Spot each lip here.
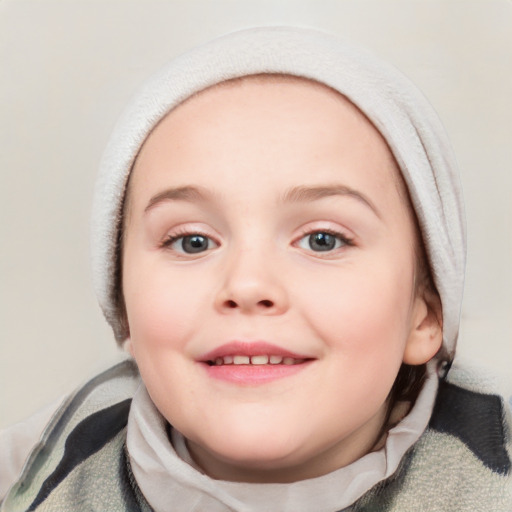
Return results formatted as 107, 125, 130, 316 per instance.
197, 341, 315, 385
198, 341, 311, 362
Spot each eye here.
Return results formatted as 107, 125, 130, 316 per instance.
296, 231, 352, 252
165, 233, 218, 254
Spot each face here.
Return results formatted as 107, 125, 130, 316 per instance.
122, 76, 439, 483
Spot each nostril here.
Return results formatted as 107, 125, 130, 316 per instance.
219, 297, 278, 311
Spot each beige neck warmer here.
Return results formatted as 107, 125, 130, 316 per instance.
126, 364, 439, 512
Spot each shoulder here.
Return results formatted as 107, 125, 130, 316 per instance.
356, 364, 512, 512
429, 363, 511, 475
400, 363, 511, 511
0, 396, 66, 502
1, 359, 149, 512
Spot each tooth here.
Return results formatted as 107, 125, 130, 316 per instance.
251, 355, 269, 365
215, 358, 223, 366
269, 355, 283, 364
233, 355, 250, 365
223, 355, 233, 365
283, 357, 295, 365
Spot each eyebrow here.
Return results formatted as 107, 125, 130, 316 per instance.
144, 183, 380, 218
281, 184, 381, 218
145, 186, 210, 212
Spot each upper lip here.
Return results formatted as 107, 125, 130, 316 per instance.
198, 341, 313, 363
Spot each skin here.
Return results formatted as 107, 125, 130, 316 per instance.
122, 76, 442, 483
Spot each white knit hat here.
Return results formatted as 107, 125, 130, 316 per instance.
91, 26, 466, 358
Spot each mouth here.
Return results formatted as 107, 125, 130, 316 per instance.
207, 355, 307, 366
198, 341, 314, 384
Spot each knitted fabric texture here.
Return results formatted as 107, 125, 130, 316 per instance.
4, 361, 510, 511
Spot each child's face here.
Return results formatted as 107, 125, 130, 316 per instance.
122, 76, 438, 482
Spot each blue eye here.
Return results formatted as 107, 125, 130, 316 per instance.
167, 234, 217, 254
297, 231, 350, 252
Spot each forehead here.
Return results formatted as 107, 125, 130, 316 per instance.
128, 74, 407, 210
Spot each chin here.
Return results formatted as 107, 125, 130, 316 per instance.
189, 427, 308, 473
213, 433, 297, 462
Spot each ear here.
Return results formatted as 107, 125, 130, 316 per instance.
403, 288, 443, 365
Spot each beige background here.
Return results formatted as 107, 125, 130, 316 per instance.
1, 0, 511, 428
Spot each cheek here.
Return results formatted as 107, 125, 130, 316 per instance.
302, 264, 414, 433
124, 259, 210, 352
299, 257, 415, 364
123, 265, 210, 425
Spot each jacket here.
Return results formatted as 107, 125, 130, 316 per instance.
2, 360, 511, 512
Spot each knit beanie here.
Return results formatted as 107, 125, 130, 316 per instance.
91, 26, 466, 359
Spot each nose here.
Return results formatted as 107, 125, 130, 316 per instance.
214, 248, 289, 315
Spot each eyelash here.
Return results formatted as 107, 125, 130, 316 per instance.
159, 227, 354, 255
294, 228, 354, 253
160, 228, 219, 251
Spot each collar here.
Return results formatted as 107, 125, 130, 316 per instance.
126, 364, 438, 512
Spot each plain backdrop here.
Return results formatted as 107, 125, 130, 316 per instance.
1, 0, 511, 428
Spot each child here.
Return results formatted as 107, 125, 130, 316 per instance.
2, 26, 510, 511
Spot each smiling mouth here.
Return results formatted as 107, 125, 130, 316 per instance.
207, 355, 307, 366
199, 341, 314, 383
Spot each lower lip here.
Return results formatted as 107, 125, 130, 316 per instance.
201, 361, 312, 385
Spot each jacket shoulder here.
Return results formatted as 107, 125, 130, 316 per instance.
429, 368, 511, 475
1, 359, 146, 512
355, 365, 512, 512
